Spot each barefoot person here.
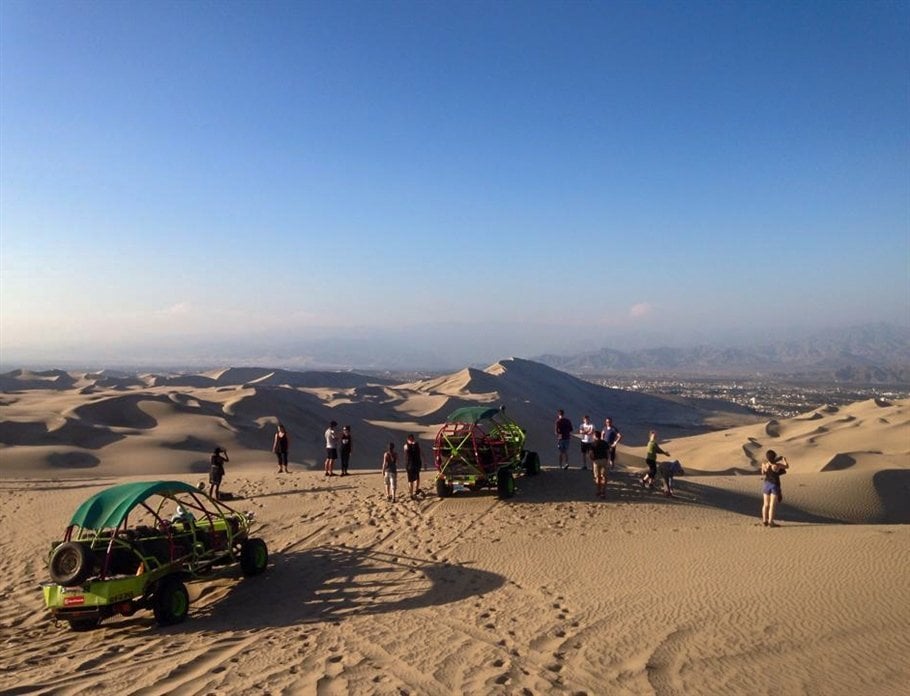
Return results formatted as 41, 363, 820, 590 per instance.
761, 449, 789, 527
382, 441, 398, 502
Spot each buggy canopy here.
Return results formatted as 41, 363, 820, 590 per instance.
69, 481, 199, 530
445, 406, 504, 424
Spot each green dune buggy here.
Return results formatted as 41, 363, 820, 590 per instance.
433, 406, 540, 499
41, 480, 267, 631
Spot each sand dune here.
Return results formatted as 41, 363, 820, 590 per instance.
0, 363, 908, 694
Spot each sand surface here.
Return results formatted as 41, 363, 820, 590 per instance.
1, 362, 908, 694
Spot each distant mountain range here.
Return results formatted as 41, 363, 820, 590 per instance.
534, 323, 910, 383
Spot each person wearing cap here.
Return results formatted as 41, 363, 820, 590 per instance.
324, 421, 338, 476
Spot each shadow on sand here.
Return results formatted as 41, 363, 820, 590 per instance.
107, 544, 505, 633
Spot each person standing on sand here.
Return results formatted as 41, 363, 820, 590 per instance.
603, 417, 622, 470
209, 446, 228, 500
404, 433, 423, 499
555, 409, 573, 470
578, 415, 594, 470
324, 421, 338, 476
761, 449, 789, 527
273, 423, 289, 473
382, 441, 398, 502
589, 430, 610, 499
641, 430, 669, 490
339, 425, 353, 476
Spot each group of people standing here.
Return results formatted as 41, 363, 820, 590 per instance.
321, 421, 354, 477
212, 415, 790, 527
555, 410, 623, 497
381, 434, 423, 502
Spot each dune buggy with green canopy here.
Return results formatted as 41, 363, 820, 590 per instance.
41, 480, 267, 631
433, 406, 540, 499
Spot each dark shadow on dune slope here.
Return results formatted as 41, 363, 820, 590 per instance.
872, 470, 910, 524
512, 468, 846, 524
678, 479, 844, 525
47, 452, 100, 469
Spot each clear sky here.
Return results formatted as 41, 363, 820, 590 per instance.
2, 1, 908, 367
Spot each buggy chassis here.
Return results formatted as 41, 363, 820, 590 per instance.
433, 406, 540, 499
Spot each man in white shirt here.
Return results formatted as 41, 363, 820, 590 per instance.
578, 414, 594, 470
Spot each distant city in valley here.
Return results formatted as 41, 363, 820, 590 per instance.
584, 375, 909, 419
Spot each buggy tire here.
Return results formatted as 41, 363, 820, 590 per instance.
497, 468, 516, 499
49, 542, 93, 587
436, 478, 453, 498
523, 451, 541, 476
153, 577, 189, 626
67, 616, 100, 632
240, 538, 268, 576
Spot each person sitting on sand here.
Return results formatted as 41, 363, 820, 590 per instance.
641, 430, 670, 490
209, 446, 228, 500
658, 459, 684, 497
382, 441, 398, 502
589, 430, 610, 499
761, 449, 789, 527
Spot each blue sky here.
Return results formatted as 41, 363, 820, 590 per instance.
1, 1, 908, 367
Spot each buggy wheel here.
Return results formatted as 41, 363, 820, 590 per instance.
153, 577, 189, 626
436, 478, 453, 498
523, 451, 541, 476
240, 538, 268, 576
49, 542, 93, 587
497, 468, 516, 499
67, 616, 100, 632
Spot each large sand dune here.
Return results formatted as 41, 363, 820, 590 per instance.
1, 361, 908, 694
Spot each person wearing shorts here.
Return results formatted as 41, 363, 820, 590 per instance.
324, 420, 338, 476
589, 430, 610, 499
578, 415, 594, 470
555, 409, 573, 470
382, 441, 398, 502
761, 449, 789, 527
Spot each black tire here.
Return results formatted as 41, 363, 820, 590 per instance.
67, 616, 100, 632
497, 468, 516, 499
240, 538, 268, 576
153, 577, 189, 626
49, 542, 94, 587
436, 478, 453, 498
523, 451, 541, 476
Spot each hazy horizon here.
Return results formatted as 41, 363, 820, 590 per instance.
2, 3, 908, 368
